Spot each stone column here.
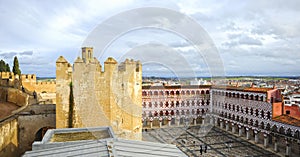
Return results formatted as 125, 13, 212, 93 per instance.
274, 136, 278, 152
220, 120, 224, 129
210, 117, 214, 125
263, 133, 268, 148
254, 130, 259, 143
177, 118, 180, 126
215, 118, 218, 126
150, 121, 153, 128
194, 118, 197, 125
232, 123, 236, 134
168, 120, 171, 126
159, 118, 162, 128
225, 121, 229, 131
286, 138, 291, 157
238, 125, 243, 137
202, 119, 205, 125
246, 128, 250, 140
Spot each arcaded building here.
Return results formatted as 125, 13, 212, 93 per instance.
209, 86, 300, 156
142, 84, 300, 156
142, 85, 211, 128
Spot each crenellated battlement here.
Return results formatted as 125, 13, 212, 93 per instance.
0, 72, 16, 79
118, 59, 142, 73
56, 47, 143, 140
20, 74, 56, 93
36, 81, 56, 85
74, 51, 141, 75
21, 74, 36, 82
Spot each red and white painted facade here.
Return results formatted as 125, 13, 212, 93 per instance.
142, 85, 211, 127
142, 85, 300, 156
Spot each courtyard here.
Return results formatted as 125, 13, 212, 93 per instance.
143, 126, 280, 157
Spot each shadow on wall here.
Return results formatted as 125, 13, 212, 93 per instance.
0, 143, 20, 157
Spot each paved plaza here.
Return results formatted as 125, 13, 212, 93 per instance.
143, 126, 280, 157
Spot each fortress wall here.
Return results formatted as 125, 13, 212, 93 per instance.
112, 59, 142, 140
56, 48, 143, 140
0, 87, 28, 106
0, 72, 15, 80
55, 56, 72, 128
0, 104, 56, 156
21, 74, 56, 93
7, 88, 28, 106
34, 82, 56, 93
0, 118, 19, 157
73, 60, 110, 128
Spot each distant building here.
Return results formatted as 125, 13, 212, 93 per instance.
190, 78, 207, 85
208, 86, 299, 156
142, 85, 211, 128
283, 93, 300, 107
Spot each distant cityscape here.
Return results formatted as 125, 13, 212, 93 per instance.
1, 1, 300, 157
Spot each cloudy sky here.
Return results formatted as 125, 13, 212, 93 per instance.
0, 0, 299, 77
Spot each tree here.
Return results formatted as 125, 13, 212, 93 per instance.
68, 82, 74, 128
0, 59, 11, 72
5, 63, 10, 72
12, 56, 21, 76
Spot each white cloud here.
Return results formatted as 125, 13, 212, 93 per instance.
0, 0, 299, 76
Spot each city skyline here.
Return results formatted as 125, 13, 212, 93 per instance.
0, 0, 300, 77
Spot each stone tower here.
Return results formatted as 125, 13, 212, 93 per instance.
81, 47, 93, 63
56, 47, 142, 140
55, 56, 72, 128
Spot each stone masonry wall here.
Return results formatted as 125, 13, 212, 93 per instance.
55, 56, 72, 128
56, 47, 143, 140
0, 87, 28, 106
21, 74, 56, 93
0, 118, 19, 157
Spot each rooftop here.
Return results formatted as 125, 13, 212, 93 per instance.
212, 85, 274, 93
142, 85, 211, 90
273, 114, 300, 127
24, 126, 187, 157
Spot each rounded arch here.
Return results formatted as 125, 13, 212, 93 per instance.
34, 126, 54, 141
250, 95, 254, 100
279, 126, 285, 134
159, 110, 164, 116
170, 91, 175, 96
159, 91, 164, 95
260, 121, 265, 129
286, 128, 292, 136
255, 95, 259, 101
206, 90, 210, 94
170, 110, 174, 115
271, 125, 278, 133
294, 130, 300, 138
165, 110, 169, 116
191, 90, 195, 95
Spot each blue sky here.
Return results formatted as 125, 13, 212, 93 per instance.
0, 0, 299, 77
